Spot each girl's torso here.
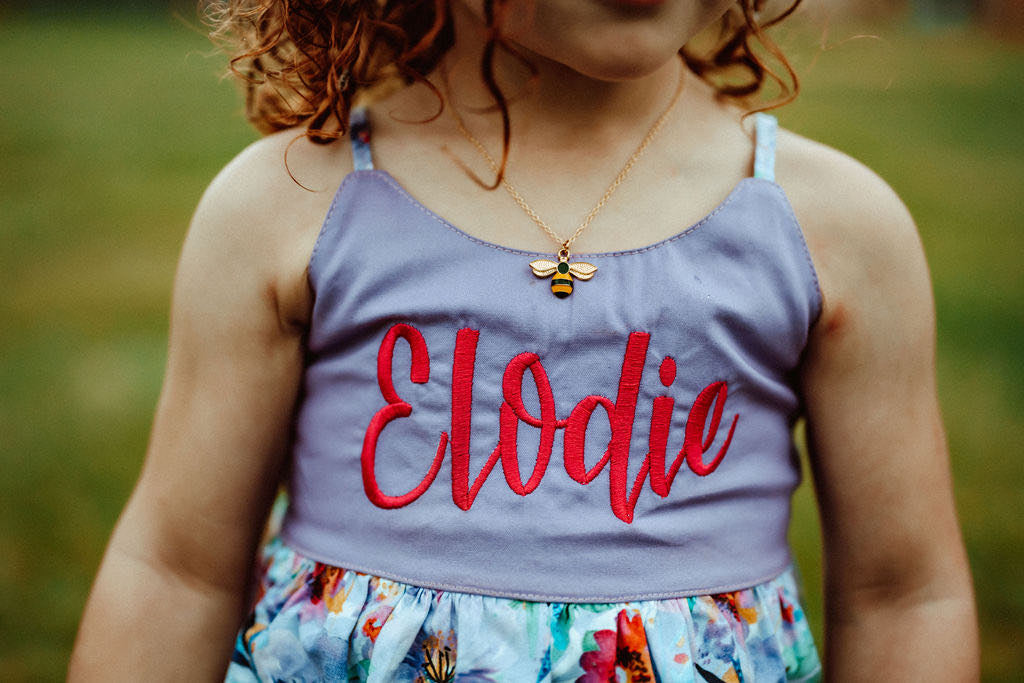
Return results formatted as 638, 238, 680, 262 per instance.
280, 109, 820, 602
227, 98, 825, 682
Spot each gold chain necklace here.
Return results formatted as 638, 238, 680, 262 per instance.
447, 61, 685, 298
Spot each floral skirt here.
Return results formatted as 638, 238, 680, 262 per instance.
226, 534, 820, 683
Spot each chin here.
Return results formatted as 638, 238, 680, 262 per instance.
497, 0, 715, 81
563, 46, 680, 82
536, 33, 684, 81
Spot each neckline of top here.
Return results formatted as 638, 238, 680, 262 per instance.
348, 168, 772, 259
345, 107, 779, 258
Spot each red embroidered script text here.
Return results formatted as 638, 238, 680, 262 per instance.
361, 324, 738, 523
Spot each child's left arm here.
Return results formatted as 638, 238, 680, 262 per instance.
779, 133, 979, 679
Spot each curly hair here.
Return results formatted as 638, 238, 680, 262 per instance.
205, 0, 801, 181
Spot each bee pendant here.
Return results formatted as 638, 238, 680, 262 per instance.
529, 254, 597, 298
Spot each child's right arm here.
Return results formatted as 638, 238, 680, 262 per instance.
68, 132, 349, 680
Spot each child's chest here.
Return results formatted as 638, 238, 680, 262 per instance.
367, 120, 754, 256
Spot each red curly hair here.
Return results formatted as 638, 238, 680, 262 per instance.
206, 0, 801, 182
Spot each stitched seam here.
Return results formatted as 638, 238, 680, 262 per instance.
373, 171, 541, 256
764, 179, 825, 325
280, 530, 792, 603
308, 172, 360, 284
370, 169, 750, 259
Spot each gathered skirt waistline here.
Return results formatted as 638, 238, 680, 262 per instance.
227, 536, 821, 682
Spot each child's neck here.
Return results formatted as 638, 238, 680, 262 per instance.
438, 3, 686, 152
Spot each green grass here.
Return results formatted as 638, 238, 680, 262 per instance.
2, 10, 1022, 681
776, 20, 1024, 680
0, 11, 257, 681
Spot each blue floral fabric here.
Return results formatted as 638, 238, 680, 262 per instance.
226, 535, 820, 682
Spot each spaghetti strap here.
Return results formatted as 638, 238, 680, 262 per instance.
349, 107, 374, 171
753, 112, 778, 182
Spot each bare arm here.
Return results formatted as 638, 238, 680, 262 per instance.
780, 135, 979, 680
68, 132, 345, 680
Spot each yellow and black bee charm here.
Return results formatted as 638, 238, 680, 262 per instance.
529, 252, 598, 298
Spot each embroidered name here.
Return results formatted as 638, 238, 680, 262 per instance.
361, 324, 738, 523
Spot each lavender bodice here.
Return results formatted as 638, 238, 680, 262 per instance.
279, 113, 822, 602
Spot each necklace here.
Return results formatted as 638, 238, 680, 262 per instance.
447, 60, 685, 298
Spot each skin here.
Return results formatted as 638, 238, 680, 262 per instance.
70, 0, 979, 679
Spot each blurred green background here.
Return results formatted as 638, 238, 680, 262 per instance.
1, 1, 1021, 680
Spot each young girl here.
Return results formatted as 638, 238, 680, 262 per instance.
70, 0, 978, 680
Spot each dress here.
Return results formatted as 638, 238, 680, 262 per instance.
226, 111, 823, 682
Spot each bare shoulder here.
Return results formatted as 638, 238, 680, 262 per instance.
191, 127, 352, 255
774, 128, 919, 264
773, 128, 931, 326
182, 128, 353, 328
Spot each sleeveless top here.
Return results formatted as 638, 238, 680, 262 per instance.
279, 111, 821, 603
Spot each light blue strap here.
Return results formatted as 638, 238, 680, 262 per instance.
349, 106, 374, 171
753, 112, 778, 182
